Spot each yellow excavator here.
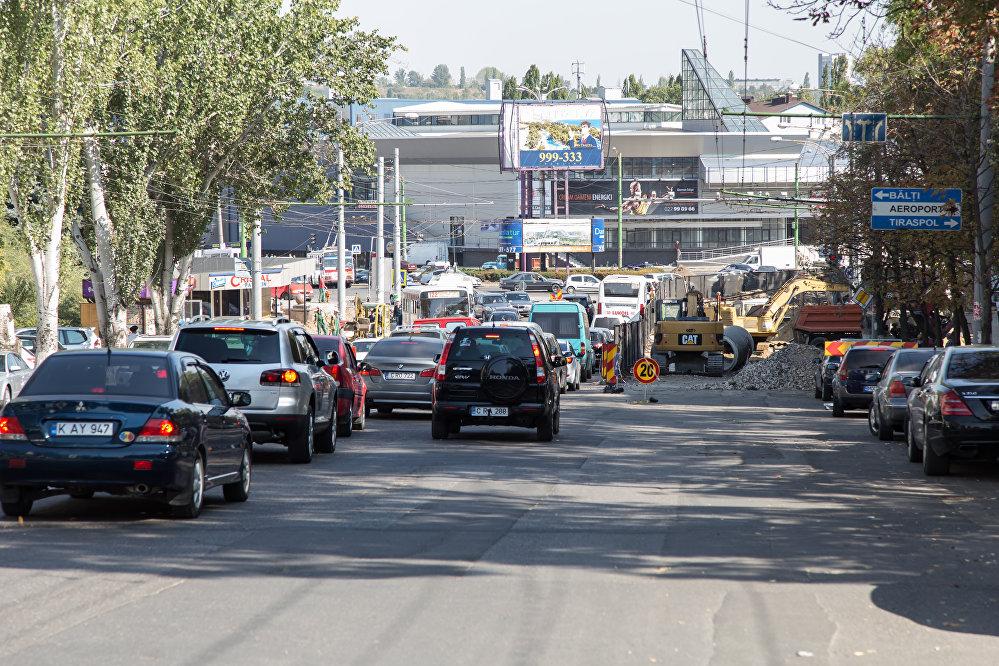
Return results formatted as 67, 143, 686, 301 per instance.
652, 289, 755, 376
704, 276, 852, 347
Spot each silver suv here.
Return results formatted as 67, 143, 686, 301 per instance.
171, 319, 339, 463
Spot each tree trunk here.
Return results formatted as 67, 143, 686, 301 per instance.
80, 136, 128, 348
973, 36, 995, 344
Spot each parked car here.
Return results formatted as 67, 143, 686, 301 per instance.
486, 308, 520, 322
481, 261, 503, 270
830, 346, 898, 417
544, 333, 567, 394
0, 351, 252, 518
354, 268, 370, 284
312, 335, 367, 436
271, 276, 314, 302
350, 337, 379, 362
473, 292, 510, 319
129, 335, 173, 350
430, 325, 564, 441
15, 335, 66, 367
868, 348, 938, 440
592, 315, 628, 331
420, 269, 446, 285
718, 263, 754, 274
529, 301, 594, 380
564, 274, 601, 294
172, 319, 338, 463
813, 355, 841, 401
359, 336, 444, 415
905, 347, 999, 476
504, 291, 533, 316
17, 327, 99, 350
558, 340, 582, 391
0, 351, 32, 407
499, 272, 563, 292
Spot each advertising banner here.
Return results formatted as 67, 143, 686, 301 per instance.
591, 218, 606, 253
558, 179, 699, 216
499, 218, 604, 253
499, 101, 608, 172
499, 220, 524, 253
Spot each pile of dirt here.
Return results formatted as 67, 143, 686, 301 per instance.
725, 343, 821, 391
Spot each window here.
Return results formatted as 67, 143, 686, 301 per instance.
180, 366, 209, 404
531, 312, 582, 339
893, 350, 936, 372
946, 351, 999, 380
22, 354, 174, 399
197, 367, 228, 406
175, 328, 281, 364
367, 338, 443, 359
9, 355, 28, 371
449, 329, 535, 362
0, 354, 6, 372
61, 329, 87, 345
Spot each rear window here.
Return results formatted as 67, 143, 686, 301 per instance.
450, 330, 535, 362
593, 317, 621, 330
352, 340, 376, 353
602, 282, 640, 298
311, 337, 340, 355
175, 328, 280, 363
946, 351, 999, 380
507, 292, 530, 302
894, 350, 936, 372
22, 355, 173, 398
368, 338, 443, 359
481, 295, 506, 304
489, 311, 519, 321
531, 312, 582, 339
843, 349, 894, 370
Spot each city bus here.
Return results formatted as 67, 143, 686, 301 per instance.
321, 253, 354, 288
401, 281, 474, 328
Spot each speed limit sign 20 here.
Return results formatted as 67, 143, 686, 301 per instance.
632, 357, 660, 384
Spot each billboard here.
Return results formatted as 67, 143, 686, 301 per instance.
557, 179, 699, 216
499, 101, 609, 172
499, 218, 604, 253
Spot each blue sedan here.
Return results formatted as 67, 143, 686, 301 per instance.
0, 350, 252, 519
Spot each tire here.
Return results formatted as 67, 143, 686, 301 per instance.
449, 420, 461, 434
335, 403, 352, 438
821, 384, 832, 401
288, 408, 315, 464
722, 325, 754, 374
814, 385, 822, 399
537, 410, 555, 442
566, 286, 576, 293
431, 414, 449, 440
353, 399, 366, 431
831, 396, 844, 417
1, 489, 33, 518
868, 404, 880, 437
365, 403, 371, 420
172, 455, 205, 519
377, 406, 393, 415
223, 447, 252, 502
875, 406, 894, 441
922, 422, 950, 476
906, 419, 923, 462
70, 490, 95, 499
316, 414, 337, 454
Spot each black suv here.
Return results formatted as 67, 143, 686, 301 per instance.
431, 325, 565, 441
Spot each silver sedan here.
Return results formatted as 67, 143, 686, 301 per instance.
360, 336, 444, 415
0, 351, 33, 406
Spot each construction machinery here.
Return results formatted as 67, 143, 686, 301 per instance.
705, 276, 853, 348
652, 289, 754, 376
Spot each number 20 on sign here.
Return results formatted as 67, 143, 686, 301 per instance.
633, 357, 660, 384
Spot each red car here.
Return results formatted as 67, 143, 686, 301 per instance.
271, 276, 314, 301
311, 335, 367, 435
413, 317, 481, 332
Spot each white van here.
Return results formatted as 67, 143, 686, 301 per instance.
597, 275, 653, 320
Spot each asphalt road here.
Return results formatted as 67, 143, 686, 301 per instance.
3, 383, 999, 664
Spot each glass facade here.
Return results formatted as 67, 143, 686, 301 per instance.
394, 113, 500, 126
604, 223, 782, 250
607, 109, 681, 123
573, 156, 698, 181
681, 49, 767, 132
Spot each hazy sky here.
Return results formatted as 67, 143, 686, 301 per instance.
337, 0, 879, 87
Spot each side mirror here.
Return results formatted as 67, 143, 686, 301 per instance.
228, 391, 252, 407
911, 377, 923, 387
325, 350, 340, 367
865, 371, 881, 383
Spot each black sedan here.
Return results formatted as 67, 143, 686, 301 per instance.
813, 355, 841, 401
499, 272, 563, 292
0, 351, 252, 518
867, 348, 938, 440
354, 268, 370, 284
906, 347, 999, 476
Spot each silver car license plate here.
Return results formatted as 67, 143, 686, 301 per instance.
991, 400, 999, 411
51, 421, 114, 437
471, 406, 509, 417
385, 372, 416, 381
863, 385, 876, 393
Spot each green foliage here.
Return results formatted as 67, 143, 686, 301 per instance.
431, 64, 452, 88
394, 68, 406, 85
539, 72, 570, 100
522, 65, 541, 93
639, 83, 681, 105
475, 66, 504, 83
407, 70, 424, 86
622, 74, 645, 98
502, 76, 520, 100
459, 66, 466, 88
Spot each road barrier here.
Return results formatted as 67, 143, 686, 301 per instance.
612, 305, 657, 377
602, 342, 618, 384
823, 339, 919, 356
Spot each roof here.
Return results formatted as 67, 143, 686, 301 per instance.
748, 96, 828, 115
393, 100, 501, 114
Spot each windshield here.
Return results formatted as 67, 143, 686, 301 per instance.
175, 328, 280, 363
946, 351, 999, 380
532, 312, 581, 339
419, 291, 469, 318
894, 350, 936, 372
490, 311, 519, 321
22, 354, 173, 398
602, 282, 640, 298
481, 294, 506, 304
368, 338, 443, 359
507, 292, 530, 302
352, 340, 375, 353
843, 349, 894, 371
593, 316, 623, 330
323, 256, 353, 269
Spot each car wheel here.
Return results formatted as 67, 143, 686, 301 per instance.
223, 447, 252, 502
814, 384, 822, 399
867, 404, 880, 437
1, 488, 33, 518
69, 490, 95, 499
449, 420, 461, 434
922, 421, 950, 476
353, 399, 366, 430
288, 407, 315, 464
172, 454, 205, 519
316, 412, 337, 454
377, 407, 393, 415
553, 405, 561, 434
906, 419, 923, 462
537, 410, 555, 442
876, 406, 894, 441
431, 414, 449, 440
335, 403, 352, 438
821, 384, 832, 401
566, 286, 576, 293
831, 396, 844, 417
365, 402, 371, 420
561, 382, 567, 394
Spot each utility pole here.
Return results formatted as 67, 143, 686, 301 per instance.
393, 147, 402, 303
337, 149, 346, 322
401, 179, 407, 262
376, 156, 385, 304
617, 152, 623, 269
974, 36, 995, 344
215, 193, 224, 248
250, 213, 262, 319
793, 161, 800, 249
572, 60, 585, 99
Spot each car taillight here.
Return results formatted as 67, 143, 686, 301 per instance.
888, 380, 906, 397
594, 342, 603, 350
0, 416, 27, 441
136, 418, 182, 443
941, 390, 973, 416
361, 367, 381, 377
260, 369, 301, 385
531, 341, 546, 384
580, 342, 586, 355
419, 368, 435, 377
324, 365, 340, 381
597, 302, 603, 314
435, 340, 452, 381
838, 366, 848, 381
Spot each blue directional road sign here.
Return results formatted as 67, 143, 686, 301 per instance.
843, 112, 887, 143
870, 187, 962, 231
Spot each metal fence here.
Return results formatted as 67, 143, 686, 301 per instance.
612, 306, 657, 378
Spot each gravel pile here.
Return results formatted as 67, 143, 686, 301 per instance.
725, 343, 820, 391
